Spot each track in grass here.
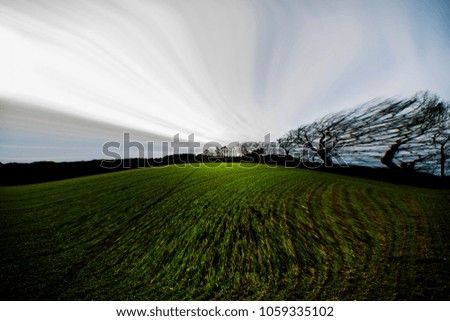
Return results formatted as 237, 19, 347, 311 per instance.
0, 164, 449, 300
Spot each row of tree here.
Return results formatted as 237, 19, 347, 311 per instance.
276, 91, 450, 176
203, 142, 267, 158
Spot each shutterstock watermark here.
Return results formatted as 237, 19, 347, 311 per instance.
100, 133, 349, 169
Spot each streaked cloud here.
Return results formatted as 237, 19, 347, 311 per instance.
0, 0, 449, 161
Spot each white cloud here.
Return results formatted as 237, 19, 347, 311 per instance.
0, 0, 449, 161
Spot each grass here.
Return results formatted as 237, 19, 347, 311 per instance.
0, 163, 449, 300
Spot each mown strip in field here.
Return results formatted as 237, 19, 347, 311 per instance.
0, 164, 448, 300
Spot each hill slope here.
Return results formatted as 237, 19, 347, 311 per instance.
0, 164, 449, 300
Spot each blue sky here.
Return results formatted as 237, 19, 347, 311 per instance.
1, 0, 449, 162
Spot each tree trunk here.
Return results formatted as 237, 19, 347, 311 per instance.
381, 140, 402, 169
441, 144, 445, 177
317, 149, 333, 167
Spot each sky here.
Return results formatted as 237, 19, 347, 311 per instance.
0, 0, 450, 162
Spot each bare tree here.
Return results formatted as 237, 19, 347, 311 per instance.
279, 91, 450, 175
220, 146, 229, 157
277, 130, 296, 156
431, 102, 450, 177
240, 143, 250, 156
241, 142, 265, 156
290, 107, 353, 166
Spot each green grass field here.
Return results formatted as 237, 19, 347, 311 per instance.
0, 164, 449, 300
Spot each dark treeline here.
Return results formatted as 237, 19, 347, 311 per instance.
0, 153, 270, 185
0, 159, 125, 186
1, 154, 449, 188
